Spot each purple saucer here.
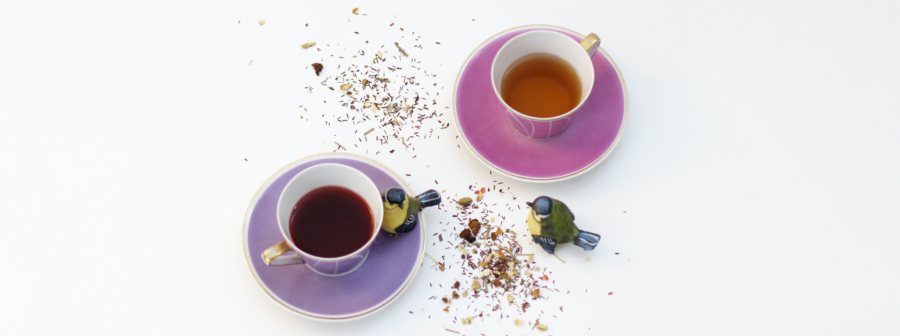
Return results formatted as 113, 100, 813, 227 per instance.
242, 154, 425, 321
453, 25, 628, 182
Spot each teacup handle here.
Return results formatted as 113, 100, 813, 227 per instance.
261, 241, 306, 266
580, 33, 601, 58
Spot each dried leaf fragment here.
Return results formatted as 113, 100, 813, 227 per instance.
351, 7, 359, 14
395, 42, 408, 56
468, 219, 481, 235
301, 42, 316, 49
459, 229, 475, 243
532, 289, 540, 298
471, 279, 481, 290
452, 291, 459, 299
311, 63, 323, 76
443, 306, 449, 312
461, 316, 473, 325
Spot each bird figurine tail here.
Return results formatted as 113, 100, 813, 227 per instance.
573, 230, 601, 251
417, 189, 441, 208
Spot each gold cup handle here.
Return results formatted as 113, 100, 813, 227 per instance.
261, 241, 306, 266
580, 33, 601, 58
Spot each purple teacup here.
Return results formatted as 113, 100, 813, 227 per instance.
261, 163, 384, 277
491, 30, 600, 140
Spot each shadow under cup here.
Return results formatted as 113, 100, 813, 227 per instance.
491, 30, 596, 140
269, 163, 383, 276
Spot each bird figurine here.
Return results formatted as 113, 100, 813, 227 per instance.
526, 196, 601, 254
382, 187, 441, 235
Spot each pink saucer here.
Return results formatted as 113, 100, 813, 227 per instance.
453, 26, 628, 182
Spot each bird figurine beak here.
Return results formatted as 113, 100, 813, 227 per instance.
526, 202, 533, 207
398, 202, 404, 209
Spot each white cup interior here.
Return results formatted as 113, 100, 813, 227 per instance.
491, 30, 595, 119
276, 163, 383, 259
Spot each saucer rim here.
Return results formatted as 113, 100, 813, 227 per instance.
452, 24, 629, 183
241, 153, 426, 322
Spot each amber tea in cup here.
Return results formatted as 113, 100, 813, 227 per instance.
500, 53, 582, 119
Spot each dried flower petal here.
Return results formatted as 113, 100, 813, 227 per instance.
514, 319, 524, 326
443, 306, 449, 312
532, 289, 540, 298
452, 291, 460, 299
258, 20, 266, 25
452, 281, 460, 289
351, 7, 359, 14
536, 323, 548, 331
506, 294, 514, 303
340, 83, 352, 90
301, 42, 316, 49
458, 245, 468, 255
472, 280, 481, 290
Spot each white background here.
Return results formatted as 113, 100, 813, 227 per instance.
2, 0, 899, 335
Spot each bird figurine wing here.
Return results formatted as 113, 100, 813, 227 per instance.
542, 199, 579, 244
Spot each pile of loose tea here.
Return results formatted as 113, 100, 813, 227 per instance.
426, 183, 562, 332
296, 10, 449, 157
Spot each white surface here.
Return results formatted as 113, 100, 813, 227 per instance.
1, 0, 899, 335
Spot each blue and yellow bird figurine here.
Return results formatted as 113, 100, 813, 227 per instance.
381, 187, 441, 235
526, 196, 601, 254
